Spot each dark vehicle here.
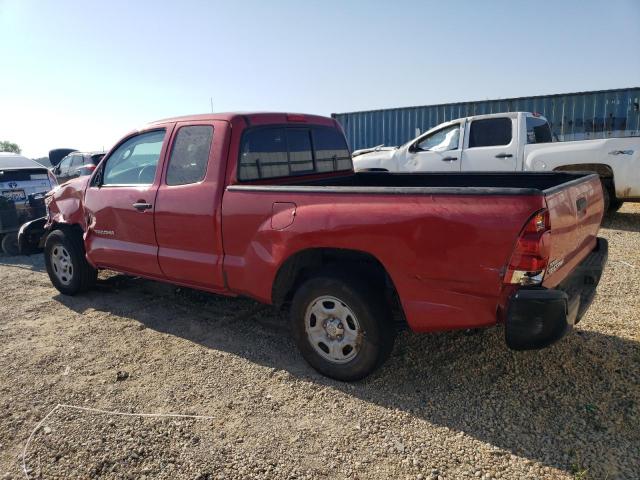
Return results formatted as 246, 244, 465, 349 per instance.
48, 148, 77, 167
52, 151, 105, 183
0, 153, 57, 255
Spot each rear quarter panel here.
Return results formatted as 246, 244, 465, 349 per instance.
221, 190, 545, 332
524, 137, 640, 198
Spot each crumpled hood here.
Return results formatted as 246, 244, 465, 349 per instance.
352, 148, 397, 171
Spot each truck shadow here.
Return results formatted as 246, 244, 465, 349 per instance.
0, 252, 46, 272
55, 275, 639, 479
602, 210, 640, 233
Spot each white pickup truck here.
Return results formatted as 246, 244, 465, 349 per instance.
352, 112, 640, 211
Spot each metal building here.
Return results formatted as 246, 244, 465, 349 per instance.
332, 87, 640, 151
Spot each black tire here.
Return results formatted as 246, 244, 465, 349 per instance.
44, 229, 97, 295
601, 180, 611, 212
609, 198, 624, 212
601, 179, 623, 213
1, 233, 20, 256
290, 271, 395, 381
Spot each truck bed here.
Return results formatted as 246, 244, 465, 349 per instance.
230, 171, 597, 195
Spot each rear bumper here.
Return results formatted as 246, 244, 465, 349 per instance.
505, 237, 608, 350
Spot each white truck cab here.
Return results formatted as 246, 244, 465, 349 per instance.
353, 112, 640, 210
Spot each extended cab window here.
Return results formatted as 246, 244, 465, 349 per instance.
239, 126, 351, 180
526, 117, 553, 144
415, 124, 460, 152
166, 126, 213, 185
102, 130, 165, 186
468, 118, 512, 148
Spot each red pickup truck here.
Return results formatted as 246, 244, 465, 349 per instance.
24, 112, 608, 380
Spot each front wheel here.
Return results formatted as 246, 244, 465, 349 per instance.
290, 272, 395, 381
44, 229, 97, 295
1, 233, 20, 256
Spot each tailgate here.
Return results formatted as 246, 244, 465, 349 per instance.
542, 173, 604, 288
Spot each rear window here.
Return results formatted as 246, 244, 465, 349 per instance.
238, 126, 351, 181
468, 118, 512, 148
90, 154, 105, 165
0, 168, 49, 182
526, 117, 552, 144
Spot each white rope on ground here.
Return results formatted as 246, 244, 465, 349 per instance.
22, 403, 218, 480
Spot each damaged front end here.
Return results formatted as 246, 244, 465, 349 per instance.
18, 216, 48, 255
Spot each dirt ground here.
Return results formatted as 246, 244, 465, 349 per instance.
0, 205, 638, 480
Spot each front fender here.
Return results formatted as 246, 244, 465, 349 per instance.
44, 176, 90, 231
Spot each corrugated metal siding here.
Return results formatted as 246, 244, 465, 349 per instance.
333, 88, 640, 150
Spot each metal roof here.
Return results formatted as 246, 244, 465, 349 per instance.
333, 87, 640, 150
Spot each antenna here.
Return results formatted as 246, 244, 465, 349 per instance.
210, 97, 214, 113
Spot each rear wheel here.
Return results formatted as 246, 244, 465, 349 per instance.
44, 229, 97, 295
601, 179, 612, 212
601, 179, 623, 213
1, 233, 19, 256
290, 272, 395, 381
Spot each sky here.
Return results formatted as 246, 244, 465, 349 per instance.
1, 0, 639, 158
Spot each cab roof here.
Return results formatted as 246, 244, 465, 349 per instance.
144, 112, 337, 129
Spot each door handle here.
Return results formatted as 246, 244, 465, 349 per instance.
132, 202, 152, 211
495, 153, 513, 158
441, 156, 458, 162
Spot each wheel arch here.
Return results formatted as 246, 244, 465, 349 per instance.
552, 163, 614, 179
271, 247, 406, 328
48, 221, 85, 238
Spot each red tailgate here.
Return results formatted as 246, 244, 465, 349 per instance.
542, 174, 604, 288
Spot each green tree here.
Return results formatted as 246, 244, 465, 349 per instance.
0, 141, 21, 154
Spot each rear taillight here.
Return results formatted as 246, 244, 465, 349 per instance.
47, 170, 58, 187
504, 209, 551, 285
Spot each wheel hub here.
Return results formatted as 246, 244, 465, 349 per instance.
304, 295, 361, 364
50, 244, 73, 285
324, 318, 344, 339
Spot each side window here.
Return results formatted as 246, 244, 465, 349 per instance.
166, 126, 214, 186
415, 124, 460, 152
526, 117, 553, 144
58, 156, 72, 175
70, 155, 83, 171
102, 130, 165, 186
312, 127, 352, 172
468, 118, 512, 148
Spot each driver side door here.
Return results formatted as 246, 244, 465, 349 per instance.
84, 127, 173, 277
399, 123, 463, 172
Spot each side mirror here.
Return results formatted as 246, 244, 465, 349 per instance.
409, 144, 424, 153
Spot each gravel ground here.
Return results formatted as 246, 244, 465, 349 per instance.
0, 204, 638, 480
